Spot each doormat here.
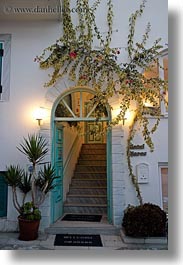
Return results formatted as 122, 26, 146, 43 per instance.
54, 234, 103, 247
61, 214, 102, 222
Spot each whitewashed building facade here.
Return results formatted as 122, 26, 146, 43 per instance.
0, 0, 168, 231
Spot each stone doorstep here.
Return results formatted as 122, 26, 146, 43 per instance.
120, 229, 168, 245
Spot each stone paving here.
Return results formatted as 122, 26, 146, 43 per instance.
0, 232, 168, 250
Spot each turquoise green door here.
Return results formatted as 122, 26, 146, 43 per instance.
0, 173, 8, 217
106, 128, 112, 223
0, 43, 3, 97
51, 88, 113, 224
51, 123, 63, 223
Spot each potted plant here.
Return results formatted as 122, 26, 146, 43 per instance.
5, 134, 57, 241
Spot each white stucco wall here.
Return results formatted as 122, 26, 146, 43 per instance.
134, 118, 167, 204
0, 0, 168, 230
123, 117, 168, 206
62, 123, 83, 201
0, 20, 61, 169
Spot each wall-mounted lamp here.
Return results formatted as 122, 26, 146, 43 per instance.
33, 107, 46, 126
122, 117, 127, 125
124, 110, 132, 122
36, 118, 42, 126
112, 108, 132, 125
122, 110, 132, 125
143, 100, 153, 108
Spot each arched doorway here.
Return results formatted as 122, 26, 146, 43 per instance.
50, 87, 112, 224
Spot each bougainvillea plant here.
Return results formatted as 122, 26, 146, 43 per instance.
36, 0, 168, 205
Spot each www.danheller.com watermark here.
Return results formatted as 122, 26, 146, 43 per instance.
3, 5, 84, 14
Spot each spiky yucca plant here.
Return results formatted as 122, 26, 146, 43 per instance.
5, 134, 56, 219
17, 134, 48, 167
5, 165, 23, 214
37, 164, 57, 194
17, 134, 49, 207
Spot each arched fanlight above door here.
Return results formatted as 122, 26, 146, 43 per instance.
54, 89, 109, 122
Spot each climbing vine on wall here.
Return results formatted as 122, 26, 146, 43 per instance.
36, 0, 168, 205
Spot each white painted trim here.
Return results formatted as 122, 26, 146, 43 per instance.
54, 117, 109, 122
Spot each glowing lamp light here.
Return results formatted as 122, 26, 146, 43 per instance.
112, 107, 133, 125
112, 108, 121, 119
123, 110, 132, 125
33, 107, 46, 126
143, 100, 153, 108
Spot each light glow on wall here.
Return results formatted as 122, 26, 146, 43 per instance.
112, 107, 134, 125
143, 100, 154, 108
33, 107, 47, 126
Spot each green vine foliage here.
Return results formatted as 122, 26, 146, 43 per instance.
36, 0, 168, 205
126, 115, 143, 205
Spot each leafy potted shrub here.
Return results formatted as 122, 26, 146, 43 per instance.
122, 203, 167, 237
5, 134, 57, 241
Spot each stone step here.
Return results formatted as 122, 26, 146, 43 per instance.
78, 159, 106, 166
64, 203, 107, 214
79, 154, 106, 160
70, 186, 107, 192
81, 144, 106, 150
46, 221, 120, 236
63, 143, 107, 216
75, 165, 106, 172
73, 172, 107, 179
71, 179, 107, 187
46, 227, 120, 236
80, 149, 106, 155
69, 187, 107, 195
66, 194, 107, 204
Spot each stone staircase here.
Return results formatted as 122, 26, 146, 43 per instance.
63, 143, 107, 214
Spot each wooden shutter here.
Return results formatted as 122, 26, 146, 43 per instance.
0, 173, 8, 217
0, 34, 11, 101
0, 42, 3, 98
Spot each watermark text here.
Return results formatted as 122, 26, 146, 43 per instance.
3, 5, 87, 15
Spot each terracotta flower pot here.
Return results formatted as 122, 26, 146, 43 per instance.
18, 216, 40, 241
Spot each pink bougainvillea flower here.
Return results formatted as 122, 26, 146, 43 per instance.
69, 51, 77, 59
80, 75, 87, 80
126, 80, 133, 84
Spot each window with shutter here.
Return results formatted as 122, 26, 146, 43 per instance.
0, 172, 8, 217
0, 34, 11, 102
143, 48, 168, 116
0, 42, 3, 98
160, 167, 168, 214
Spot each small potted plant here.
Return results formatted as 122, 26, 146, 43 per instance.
5, 134, 57, 241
